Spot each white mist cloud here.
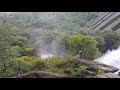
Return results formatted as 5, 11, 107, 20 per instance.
41, 54, 54, 59
95, 47, 120, 69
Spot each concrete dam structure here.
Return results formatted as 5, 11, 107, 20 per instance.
91, 12, 120, 31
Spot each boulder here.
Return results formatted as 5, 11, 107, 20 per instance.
16, 71, 68, 78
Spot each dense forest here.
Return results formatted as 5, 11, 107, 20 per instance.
1, 12, 120, 78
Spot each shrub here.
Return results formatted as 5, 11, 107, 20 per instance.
71, 65, 87, 78
10, 46, 25, 57
47, 57, 68, 68
9, 58, 32, 75
12, 36, 28, 47
3, 69, 16, 77
96, 69, 104, 74
19, 56, 36, 62
31, 59, 47, 70
44, 66, 65, 73
23, 45, 36, 56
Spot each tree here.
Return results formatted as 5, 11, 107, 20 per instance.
0, 23, 12, 71
53, 12, 98, 31
101, 30, 120, 53
67, 35, 101, 60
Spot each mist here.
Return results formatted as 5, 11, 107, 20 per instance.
95, 46, 120, 69
37, 40, 67, 58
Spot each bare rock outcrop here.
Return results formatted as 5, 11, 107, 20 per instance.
16, 71, 68, 78
77, 59, 119, 73
93, 73, 120, 78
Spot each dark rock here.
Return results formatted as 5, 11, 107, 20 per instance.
16, 71, 68, 78
85, 70, 96, 76
77, 59, 119, 73
118, 72, 120, 76
96, 63, 119, 73
84, 70, 96, 78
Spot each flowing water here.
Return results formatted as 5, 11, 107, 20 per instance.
95, 47, 120, 74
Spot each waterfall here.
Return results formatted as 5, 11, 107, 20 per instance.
95, 47, 120, 74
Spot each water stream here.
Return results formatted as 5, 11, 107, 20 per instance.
95, 47, 120, 74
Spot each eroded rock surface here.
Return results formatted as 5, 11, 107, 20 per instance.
16, 71, 68, 78
77, 59, 119, 73
93, 73, 120, 78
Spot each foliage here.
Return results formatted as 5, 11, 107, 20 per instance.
96, 69, 105, 75
71, 65, 88, 78
67, 35, 101, 60
54, 12, 98, 31
0, 23, 13, 70
101, 30, 120, 52
23, 45, 36, 56
0, 12, 118, 78
8, 58, 32, 75
3, 69, 16, 77
12, 36, 28, 47
10, 46, 25, 57
47, 57, 68, 68
31, 58, 47, 70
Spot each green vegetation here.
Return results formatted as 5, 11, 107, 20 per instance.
0, 12, 119, 78
71, 65, 88, 78
67, 35, 101, 60
0, 23, 12, 72
96, 69, 105, 75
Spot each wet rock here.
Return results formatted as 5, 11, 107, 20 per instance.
93, 73, 120, 78
96, 63, 119, 73
77, 59, 119, 73
118, 72, 120, 76
16, 71, 68, 78
84, 70, 96, 78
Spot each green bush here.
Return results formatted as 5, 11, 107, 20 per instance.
31, 59, 47, 70
47, 57, 68, 68
9, 58, 32, 75
71, 65, 87, 78
23, 45, 36, 56
19, 56, 36, 62
40, 57, 70, 73
96, 69, 104, 74
10, 46, 25, 57
44, 66, 65, 73
3, 69, 16, 77
12, 36, 28, 47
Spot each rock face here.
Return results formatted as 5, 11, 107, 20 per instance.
96, 63, 119, 73
93, 73, 120, 78
16, 71, 68, 78
77, 59, 119, 73
118, 72, 120, 76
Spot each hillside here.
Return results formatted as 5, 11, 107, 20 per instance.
0, 12, 120, 78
